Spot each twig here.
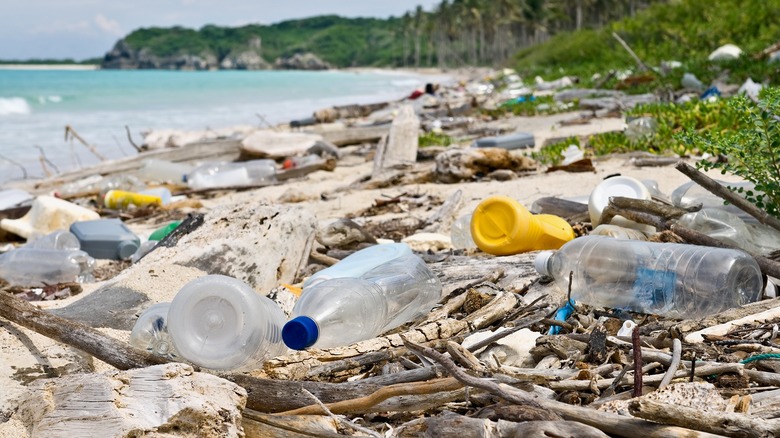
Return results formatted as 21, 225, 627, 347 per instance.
281, 378, 462, 417
0, 153, 28, 179
255, 113, 278, 131
658, 338, 682, 389
632, 326, 643, 397
124, 125, 142, 152
299, 388, 383, 438
690, 352, 696, 382
465, 313, 547, 353
65, 125, 106, 161
601, 362, 633, 397
675, 161, 780, 232
310, 250, 340, 267
611, 32, 652, 73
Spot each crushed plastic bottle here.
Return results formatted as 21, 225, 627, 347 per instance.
26, 230, 81, 250
535, 235, 763, 319
590, 224, 648, 240
283, 251, 442, 350
129, 303, 179, 360
671, 180, 759, 223
186, 159, 277, 190
303, 243, 412, 289
624, 117, 657, 142
0, 248, 95, 286
677, 208, 780, 255
166, 275, 287, 370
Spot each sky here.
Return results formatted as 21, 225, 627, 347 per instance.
0, 0, 441, 60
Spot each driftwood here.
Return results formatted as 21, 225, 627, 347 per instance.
404, 339, 723, 438
421, 188, 463, 233
0, 291, 166, 370
242, 412, 342, 438
676, 161, 780, 232
313, 124, 391, 147
395, 415, 610, 438
372, 105, 419, 177
628, 398, 780, 437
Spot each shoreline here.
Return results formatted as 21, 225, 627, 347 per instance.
0, 64, 99, 71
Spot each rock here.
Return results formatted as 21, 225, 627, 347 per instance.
317, 218, 377, 249
219, 49, 270, 70
434, 148, 536, 183
278, 188, 316, 203
4, 363, 245, 438
402, 232, 452, 252
274, 52, 331, 70
709, 44, 743, 61
307, 140, 341, 158
240, 131, 324, 159
488, 169, 517, 181
52, 203, 316, 330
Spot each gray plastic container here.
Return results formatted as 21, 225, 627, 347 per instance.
473, 132, 535, 150
70, 218, 140, 260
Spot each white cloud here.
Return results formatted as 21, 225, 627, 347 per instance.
94, 13, 122, 36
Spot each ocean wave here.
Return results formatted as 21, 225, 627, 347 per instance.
37, 95, 62, 104
0, 97, 31, 115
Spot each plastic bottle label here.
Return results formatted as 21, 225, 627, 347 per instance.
632, 267, 676, 313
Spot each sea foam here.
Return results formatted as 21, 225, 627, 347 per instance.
0, 97, 31, 115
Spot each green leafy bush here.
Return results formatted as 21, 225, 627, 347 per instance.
679, 88, 780, 217
532, 137, 580, 166
419, 131, 454, 148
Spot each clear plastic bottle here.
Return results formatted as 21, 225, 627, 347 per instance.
138, 159, 193, 185
185, 160, 277, 190
0, 248, 95, 286
671, 180, 759, 223
283, 252, 442, 350
534, 236, 763, 319
303, 243, 412, 289
166, 275, 287, 371
677, 208, 780, 255
129, 303, 179, 360
450, 213, 477, 250
26, 230, 81, 250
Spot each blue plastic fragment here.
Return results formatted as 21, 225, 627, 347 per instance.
548, 299, 576, 335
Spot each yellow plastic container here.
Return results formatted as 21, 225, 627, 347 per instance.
104, 190, 162, 210
471, 196, 575, 255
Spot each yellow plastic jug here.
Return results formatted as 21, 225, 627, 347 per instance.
104, 190, 162, 210
471, 196, 575, 255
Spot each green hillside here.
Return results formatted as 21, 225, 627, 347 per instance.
514, 0, 780, 82
123, 15, 405, 68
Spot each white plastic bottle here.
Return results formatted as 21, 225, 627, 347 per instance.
186, 160, 277, 190
590, 224, 647, 240
0, 248, 95, 286
534, 236, 763, 319
166, 275, 287, 371
129, 302, 179, 360
450, 213, 477, 249
304, 243, 413, 289
283, 252, 442, 350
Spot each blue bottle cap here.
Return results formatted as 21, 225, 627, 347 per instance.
282, 316, 319, 350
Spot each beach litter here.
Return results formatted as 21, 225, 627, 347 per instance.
2, 68, 780, 438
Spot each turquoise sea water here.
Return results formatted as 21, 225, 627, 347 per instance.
0, 69, 443, 184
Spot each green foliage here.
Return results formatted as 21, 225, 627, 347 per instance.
419, 131, 454, 148
515, 0, 780, 86
532, 137, 580, 166
585, 98, 743, 156
486, 95, 578, 119
122, 16, 407, 68
679, 88, 780, 217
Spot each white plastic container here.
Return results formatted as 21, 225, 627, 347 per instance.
283, 252, 442, 350
450, 213, 477, 249
0, 196, 100, 240
0, 248, 95, 286
590, 224, 647, 240
167, 275, 287, 371
186, 160, 277, 190
535, 236, 763, 319
588, 176, 654, 233
303, 243, 413, 289
129, 302, 179, 360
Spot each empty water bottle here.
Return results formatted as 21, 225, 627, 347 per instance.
450, 214, 477, 250
186, 159, 277, 190
166, 275, 287, 371
534, 236, 762, 319
0, 248, 95, 286
129, 302, 178, 360
26, 230, 81, 250
283, 251, 442, 350
677, 208, 780, 256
